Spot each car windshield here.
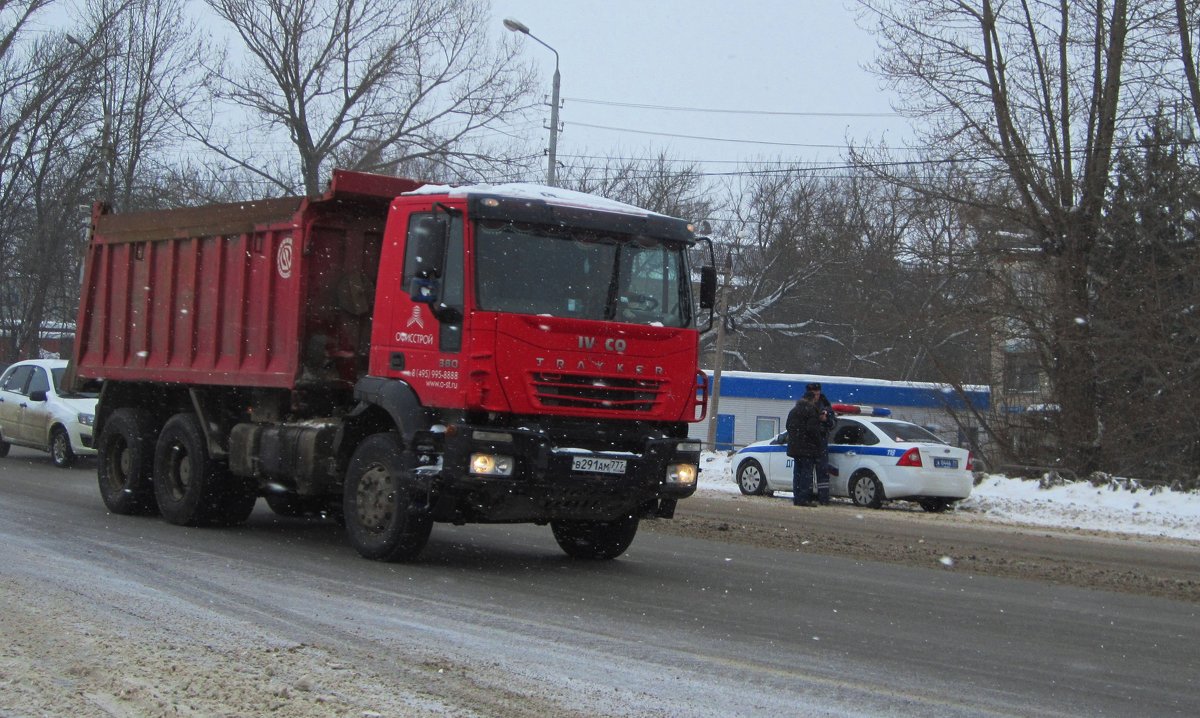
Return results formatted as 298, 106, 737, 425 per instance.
51, 367, 100, 398
872, 420, 946, 444
473, 221, 691, 327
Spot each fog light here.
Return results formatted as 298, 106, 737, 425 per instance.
470, 453, 514, 476
666, 463, 697, 486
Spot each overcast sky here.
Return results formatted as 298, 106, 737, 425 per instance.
489, 0, 916, 174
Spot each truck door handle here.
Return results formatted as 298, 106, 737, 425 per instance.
390, 353, 405, 370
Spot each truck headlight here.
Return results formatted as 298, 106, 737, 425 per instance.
78, 413, 95, 427
665, 463, 697, 486
470, 453, 514, 477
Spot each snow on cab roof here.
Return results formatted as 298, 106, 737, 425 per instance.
404, 182, 673, 219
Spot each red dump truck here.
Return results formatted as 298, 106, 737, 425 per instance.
72, 170, 716, 561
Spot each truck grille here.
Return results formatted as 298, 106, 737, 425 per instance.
531, 372, 662, 413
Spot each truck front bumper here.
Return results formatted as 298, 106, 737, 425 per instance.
429, 425, 700, 523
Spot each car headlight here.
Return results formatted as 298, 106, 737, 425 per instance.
470, 453, 514, 476
77, 413, 95, 427
665, 463, 697, 486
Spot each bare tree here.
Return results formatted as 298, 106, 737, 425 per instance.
0, 3, 113, 361
855, 0, 1146, 473
70, 0, 212, 211
197, 0, 537, 196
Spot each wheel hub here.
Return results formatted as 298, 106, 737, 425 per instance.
355, 463, 395, 534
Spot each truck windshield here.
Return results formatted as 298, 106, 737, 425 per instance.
474, 221, 691, 327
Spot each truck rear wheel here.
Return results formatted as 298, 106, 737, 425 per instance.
343, 433, 432, 562
154, 413, 255, 527
551, 515, 639, 560
97, 408, 158, 515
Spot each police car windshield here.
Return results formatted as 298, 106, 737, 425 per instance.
473, 221, 690, 327
873, 420, 945, 444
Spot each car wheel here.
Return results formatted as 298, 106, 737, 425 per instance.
551, 514, 639, 560
919, 497, 954, 513
154, 413, 253, 527
0, 435, 9, 458
343, 433, 433, 562
97, 408, 159, 515
50, 426, 76, 468
850, 471, 885, 509
736, 459, 768, 496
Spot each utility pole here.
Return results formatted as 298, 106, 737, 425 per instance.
705, 260, 732, 450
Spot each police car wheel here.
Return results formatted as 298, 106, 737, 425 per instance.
850, 471, 884, 509
736, 460, 768, 496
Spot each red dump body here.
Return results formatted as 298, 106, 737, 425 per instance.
74, 171, 421, 389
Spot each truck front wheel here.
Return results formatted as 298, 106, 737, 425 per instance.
551, 515, 639, 560
97, 408, 158, 515
343, 433, 432, 562
153, 413, 256, 527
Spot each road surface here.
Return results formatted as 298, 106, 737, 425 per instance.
1, 448, 1197, 717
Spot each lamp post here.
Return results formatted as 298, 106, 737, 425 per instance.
504, 17, 560, 186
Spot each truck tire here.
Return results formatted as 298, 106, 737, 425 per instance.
0, 435, 10, 457
343, 433, 432, 562
97, 408, 158, 515
153, 413, 254, 527
551, 515, 640, 560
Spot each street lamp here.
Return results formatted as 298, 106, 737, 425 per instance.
504, 17, 560, 186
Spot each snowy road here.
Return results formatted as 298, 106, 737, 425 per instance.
1, 449, 1197, 717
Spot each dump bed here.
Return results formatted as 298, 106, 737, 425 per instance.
73, 171, 423, 390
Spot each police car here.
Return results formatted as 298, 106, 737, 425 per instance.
732, 404, 974, 512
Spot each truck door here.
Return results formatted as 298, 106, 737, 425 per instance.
373, 209, 467, 407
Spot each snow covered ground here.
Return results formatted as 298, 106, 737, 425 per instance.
698, 451, 1200, 542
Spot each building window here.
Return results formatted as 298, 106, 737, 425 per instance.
1003, 353, 1042, 394
755, 416, 779, 442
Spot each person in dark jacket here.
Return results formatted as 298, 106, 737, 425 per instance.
785, 391, 824, 506
807, 382, 835, 504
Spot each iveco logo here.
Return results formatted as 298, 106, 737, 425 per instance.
578, 336, 627, 353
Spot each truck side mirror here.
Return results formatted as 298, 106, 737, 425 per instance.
699, 266, 717, 310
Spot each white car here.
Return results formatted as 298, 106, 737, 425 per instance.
732, 407, 974, 512
0, 359, 99, 467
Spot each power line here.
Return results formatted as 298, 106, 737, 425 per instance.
569, 122, 853, 149
564, 97, 900, 118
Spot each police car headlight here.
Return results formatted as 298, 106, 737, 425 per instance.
78, 413, 95, 427
665, 463, 697, 486
470, 453, 514, 477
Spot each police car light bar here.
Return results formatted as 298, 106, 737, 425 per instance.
831, 403, 892, 417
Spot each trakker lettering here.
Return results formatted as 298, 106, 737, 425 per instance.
536, 356, 665, 375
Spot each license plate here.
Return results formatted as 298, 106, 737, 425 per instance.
572, 456, 627, 474
933, 457, 959, 469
